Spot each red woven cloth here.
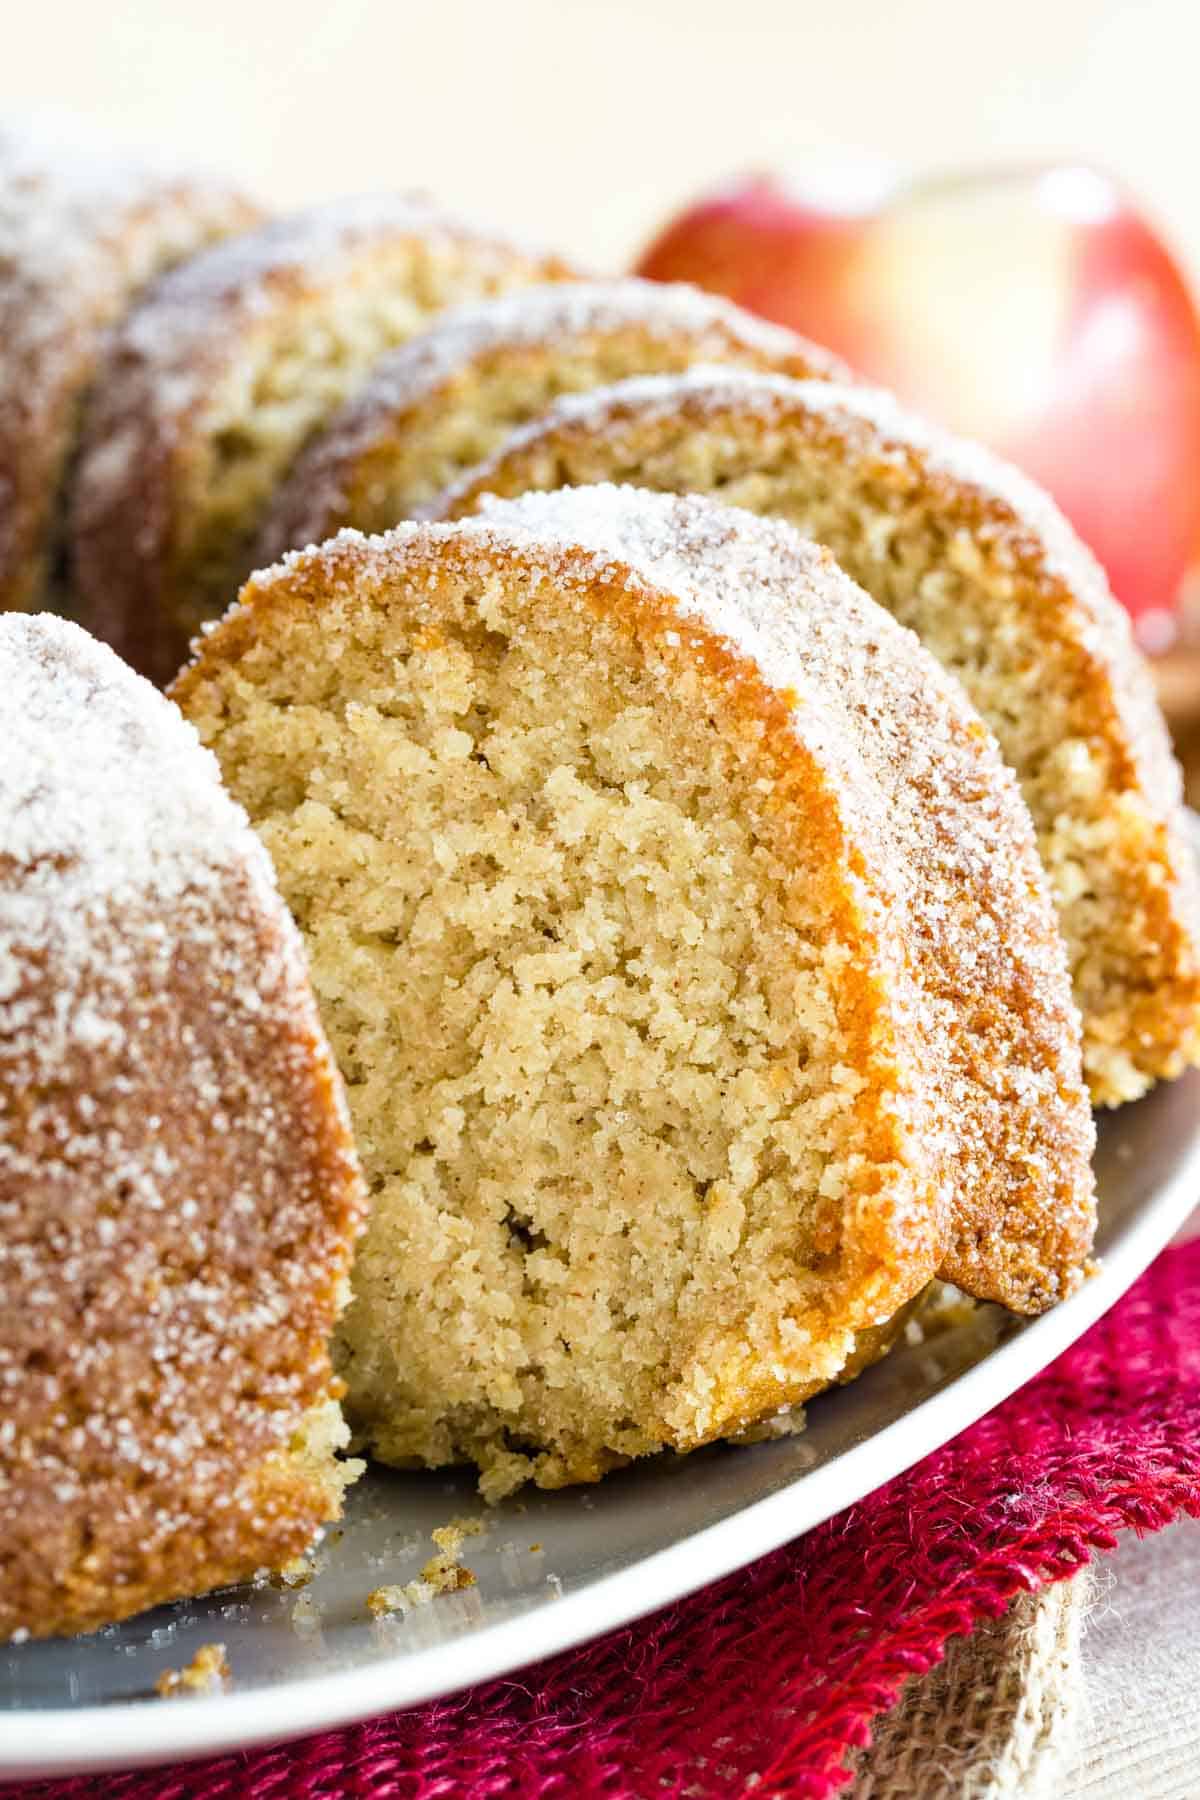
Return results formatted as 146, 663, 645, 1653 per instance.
17, 1236, 1200, 1800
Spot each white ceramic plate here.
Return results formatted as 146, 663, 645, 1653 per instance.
4, 1069, 1199, 1781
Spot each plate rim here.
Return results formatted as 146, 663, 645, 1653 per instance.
5, 1083, 1199, 1781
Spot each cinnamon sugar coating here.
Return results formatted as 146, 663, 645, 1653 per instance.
0, 117, 262, 616
255, 277, 848, 563
437, 370, 1200, 1105
70, 197, 579, 685
172, 488, 1093, 1496
0, 616, 367, 1639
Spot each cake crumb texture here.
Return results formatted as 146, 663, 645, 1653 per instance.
173, 487, 1094, 1495
437, 369, 1200, 1105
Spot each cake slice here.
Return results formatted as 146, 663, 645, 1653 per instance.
70, 197, 579, 684
437, 370, 1200, 1105
0, 615, 367, 1639
0, 116, 261, 616
173, 486, 1094, 1498
255, 277, 848, 563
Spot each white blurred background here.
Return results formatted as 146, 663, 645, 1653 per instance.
2, 0, 1196, 274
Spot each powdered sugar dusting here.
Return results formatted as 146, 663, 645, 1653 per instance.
552, 364, 1144, 646
0, 613, 365, 1638
436, 365, 1200, 1097
81, 194, 574, 434
0, 614, 281, 1074
0, 115, 250, 310
69, 192, 577, 681
325, 279, 843, 422
453, 364, 1179, 808
0, 117, 259, 609
255, 279, 845, 564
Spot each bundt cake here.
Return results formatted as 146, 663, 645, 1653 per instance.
254, 277, 848, 563
172, 485, 1094, 1499
69, 196, 578, 685
0, 117, 261, 617
0, 615, 367, 1640
436, 370, 1200, 1106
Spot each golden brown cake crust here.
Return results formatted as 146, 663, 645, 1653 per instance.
254, 277, 850, 563
0, 118, 262, 616
436, 371, 1200, 1105
0, 616, 367, 1640
69, 197, 580, 686
173, 489, 1094, 1489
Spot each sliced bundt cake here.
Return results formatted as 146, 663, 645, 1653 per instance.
437, 370, 1200, 1106
0, 615, 367, 1640
172, 486, 1094, 1499
254, 277, 848, 563
70, 197, 579, 684
0, 116, 261, 617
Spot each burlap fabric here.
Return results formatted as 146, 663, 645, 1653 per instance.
853, 1573, 1089, 1798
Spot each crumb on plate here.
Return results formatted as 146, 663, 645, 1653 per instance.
154, 1643, 230, 1697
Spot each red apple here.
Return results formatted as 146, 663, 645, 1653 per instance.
637, 166, 1200, 649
